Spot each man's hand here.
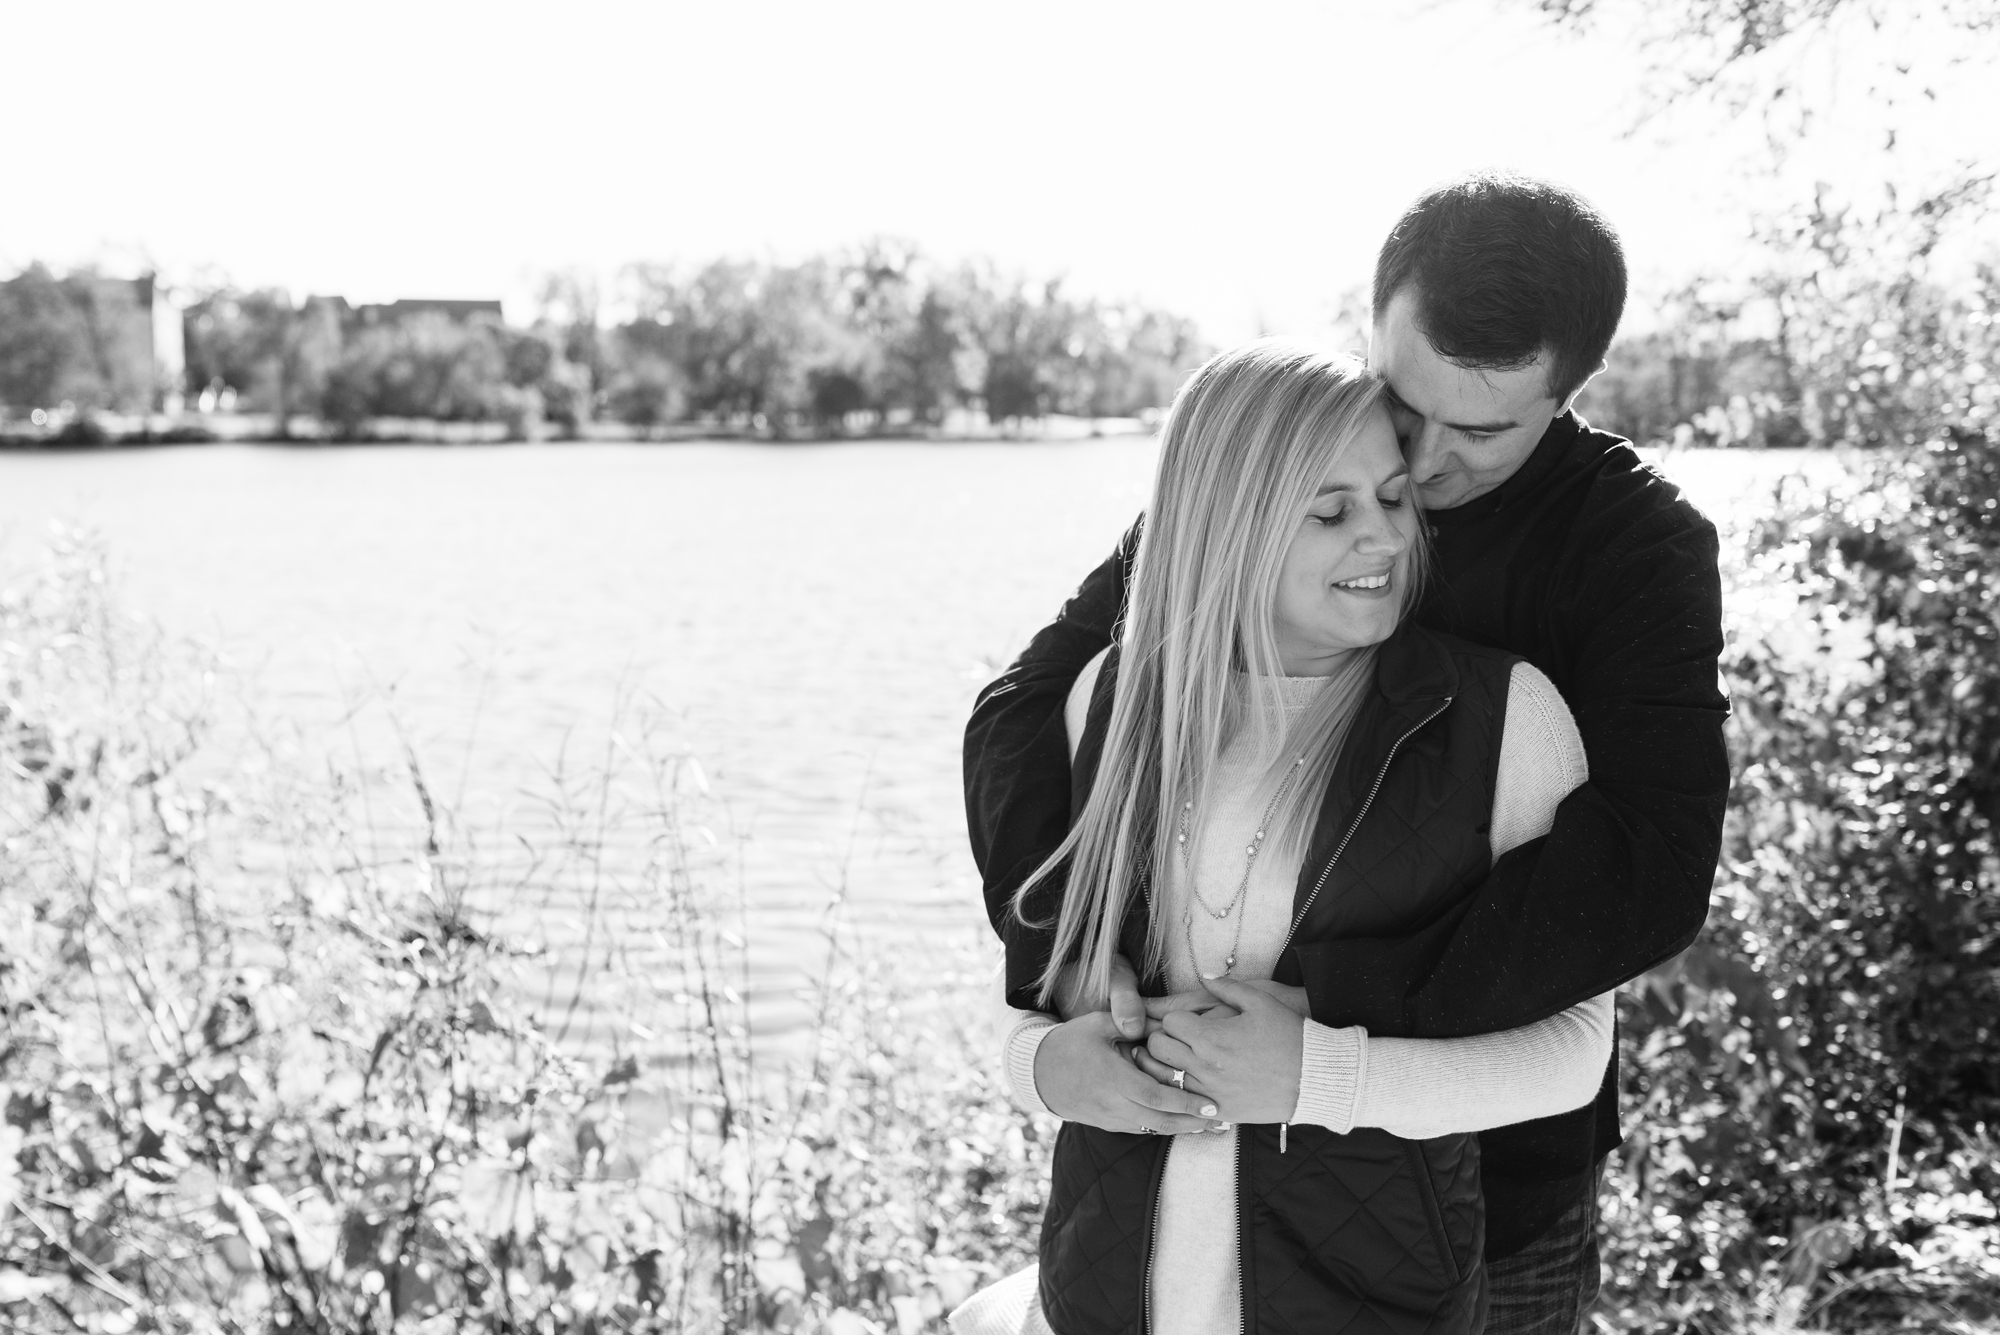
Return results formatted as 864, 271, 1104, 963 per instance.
1035, 1011, 1224, 1135
1058, 953, 1147, 1042
1139, 975, 1304, 1125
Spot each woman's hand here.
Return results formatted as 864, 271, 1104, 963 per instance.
1035, 1011, 1225, 1135
1140, 975, 1305, 1125
1140, 978, 1310, 1031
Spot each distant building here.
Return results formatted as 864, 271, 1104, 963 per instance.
141, 274, 187, 411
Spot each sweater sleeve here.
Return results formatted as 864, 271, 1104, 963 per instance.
1289, 662, 1614, 1135
998, 982, 1060, 1116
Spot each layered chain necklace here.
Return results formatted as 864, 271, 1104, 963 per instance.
1176, 754, 1307, 979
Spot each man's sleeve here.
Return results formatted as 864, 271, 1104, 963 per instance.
964, 522, 1138, 1010
1288, 505, 1729, 1039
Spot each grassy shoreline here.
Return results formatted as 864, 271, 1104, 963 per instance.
5, 497, 1997, 1332
0, 412, 1159, 451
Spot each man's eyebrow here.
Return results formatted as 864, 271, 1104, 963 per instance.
1382, 381, 1519, 434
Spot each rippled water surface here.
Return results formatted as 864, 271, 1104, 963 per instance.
0, 439, 1845, 1053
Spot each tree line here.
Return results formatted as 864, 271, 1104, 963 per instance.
0, 243, 1208, 439
0, 267, 163, 419
8, 234, 1984, 452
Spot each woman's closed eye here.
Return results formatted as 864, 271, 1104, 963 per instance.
1312, 493, 1404, 526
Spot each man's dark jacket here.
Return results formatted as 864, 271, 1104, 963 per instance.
964, 412, 1731, 1259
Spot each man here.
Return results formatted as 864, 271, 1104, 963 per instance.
963, 173, 1730, 1334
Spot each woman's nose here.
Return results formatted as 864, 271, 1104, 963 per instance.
1356, 505, 1410, 555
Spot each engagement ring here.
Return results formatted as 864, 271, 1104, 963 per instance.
1171, 1068, 1186, 1090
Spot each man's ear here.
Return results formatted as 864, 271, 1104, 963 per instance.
1560, 358, 1609, 415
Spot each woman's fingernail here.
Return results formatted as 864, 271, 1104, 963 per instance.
1200, 1104, 1218, 1118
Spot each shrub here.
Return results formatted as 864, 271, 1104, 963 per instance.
0, 532, 1047, 1335
51, 415, 114, 446
1599, 429, 2000, 1330
603, 353, 689, 433
322, 318, 513, 430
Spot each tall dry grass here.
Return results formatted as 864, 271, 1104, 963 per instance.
0, 529, 1048, 1335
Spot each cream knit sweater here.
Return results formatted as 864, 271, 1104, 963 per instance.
954, 652, 1613, 1335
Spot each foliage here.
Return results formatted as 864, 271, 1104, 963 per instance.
499, 325, 595, 438
0, 266, 157, 415
611, 244, 1203, 435
1509, 11, 2000, 1304
1527, 0, 1996, 59
1577, 322, 1803, 450
1533, 0, 1998, 465
183, 291, 345, 436
320, 316, 518, 431
1582, 185, 1998, 453
1520, 0, 1999, 128
2, 245, 1202, 441
1593, 433, 2000, 1330
0, 533, 1046, 1333
1744, 186, 1999, 450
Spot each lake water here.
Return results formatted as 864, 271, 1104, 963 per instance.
0, 439, 1845, 1056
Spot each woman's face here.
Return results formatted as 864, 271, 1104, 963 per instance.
1271, 405, 1416, 675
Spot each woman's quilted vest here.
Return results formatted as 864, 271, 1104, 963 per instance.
1036, 623, 1517, 1335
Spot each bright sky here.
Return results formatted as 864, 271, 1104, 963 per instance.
4, 0, 1995, 341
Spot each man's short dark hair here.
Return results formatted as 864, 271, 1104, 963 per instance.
1372, 173, 1627, 402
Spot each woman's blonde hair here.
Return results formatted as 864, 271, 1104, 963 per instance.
1014, 339, 1422, 1008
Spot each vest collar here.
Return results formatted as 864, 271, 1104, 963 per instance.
1294, 623, 1463, 886
1371, 621, 1461, 710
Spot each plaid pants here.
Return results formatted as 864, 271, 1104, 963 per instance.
1482, 1162, 1604, 1335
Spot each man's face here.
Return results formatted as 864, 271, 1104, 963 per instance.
1369, 288, 1567, 511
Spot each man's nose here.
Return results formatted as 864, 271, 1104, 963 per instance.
1388, 403, 1421, 449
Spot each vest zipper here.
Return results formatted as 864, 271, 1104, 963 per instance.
1139, 841, 1162, 1335
1148, 697, 1453, 1335
1219, 694, 1452, 1334
1234, 1129, 1249, 1335
1276, 695, 1454, 960
1142, 1140, 1166, 1335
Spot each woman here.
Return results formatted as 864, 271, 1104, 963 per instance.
952, 341, 1613, 1335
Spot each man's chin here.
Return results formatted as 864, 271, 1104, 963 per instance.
1416, 479, 1468, 511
